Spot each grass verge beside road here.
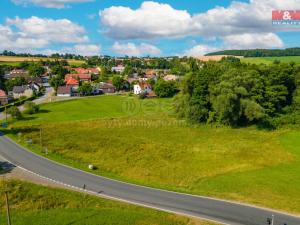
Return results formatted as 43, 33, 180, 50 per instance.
3, 95, 300, 214
0, 180, 212, 225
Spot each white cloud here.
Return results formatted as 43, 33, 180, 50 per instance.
222, 33, 284, 49
7, 16, 88, 44
0, 16, 96, 55
63, 44, 101, 56
11, 0, 93, 8
184, 45, 219, 57
100, 0, 300, 50
101, 1, 194, 39
112, 42, 161, 56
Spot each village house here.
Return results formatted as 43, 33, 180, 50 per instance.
57, 86, 72, 97
65, 74, 92, 82
4, 69, 29, 80
0, 90, 9, 105
73, 67, 100, 75
27, 77, 43, 87
12, 86, 33, 99
163, 75, 179, 81
112, 65, 125, 73
94, 82, 116, 94
134, 82, 152, 95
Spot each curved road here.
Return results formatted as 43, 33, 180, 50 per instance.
0, 135, 299, 225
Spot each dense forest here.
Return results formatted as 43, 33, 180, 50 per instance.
175, 57, 300, 128
206, 48, 300, 57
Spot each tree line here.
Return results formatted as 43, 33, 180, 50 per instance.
206, 48, 300, 58
175, 57, 300, 128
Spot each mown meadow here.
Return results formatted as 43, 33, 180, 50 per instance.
4, 95, 300, 214
0, 180, 211, 225
241, 56, 300, 64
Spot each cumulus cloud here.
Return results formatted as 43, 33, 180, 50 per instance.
222, 33, 284, 49
63, 44, 101, 56
7, 16, 88, 44
184, 45, 219, 57
101, 0, 300, 40
101, 1, 194, 39
100, 0, 300, 50
11, 0, 93, 8
0, 16, 96, 55
112, 42, 161, 56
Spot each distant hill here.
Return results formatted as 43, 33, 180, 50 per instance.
205, 48, 300, 57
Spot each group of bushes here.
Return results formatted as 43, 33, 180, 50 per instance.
7, 101, 40, 120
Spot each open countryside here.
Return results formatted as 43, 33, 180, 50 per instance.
3, 95, 300, 214
1, 1, 300, 225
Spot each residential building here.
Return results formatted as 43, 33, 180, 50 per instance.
134, 82, 152, 95
65, 74, 92, 82
12, 86, 33, 99
57, 86, 72, 97
163, 75, 179, 81
98, 82, 116, 94
112, 65, 125, 73
73, 67, 100, 75
65, 77, 79, 88
0, 90, 9, 105
5, 69, 29, 79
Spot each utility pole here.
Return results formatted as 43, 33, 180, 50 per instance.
40, 127, 42, 146
5, 192, 11, 225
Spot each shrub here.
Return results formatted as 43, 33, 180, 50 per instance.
24, 101, 40, 114
7, 106, 22, 120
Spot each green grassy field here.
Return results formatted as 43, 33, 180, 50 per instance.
4, 95, 300, 214
241, 56, 300, 64
0, 180, 213, 225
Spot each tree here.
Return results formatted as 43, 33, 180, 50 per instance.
5, 77, 27, 91
7, 106, 22, 120
28, 63, 45, 77
78, 83, 92, 96
154, 79, 177, 98
24, 101, 39, 114
49, 77, 64, 92
51, 65, 68, 80
112, 75, 124, 91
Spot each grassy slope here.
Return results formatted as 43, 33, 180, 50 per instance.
0, 180, 213, 225
4, 95, 300, 214
241, 56, 300, 64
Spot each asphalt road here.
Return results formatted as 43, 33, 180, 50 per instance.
0, 135, 299, 225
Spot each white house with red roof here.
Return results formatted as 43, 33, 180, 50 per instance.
134, 82, 152, 95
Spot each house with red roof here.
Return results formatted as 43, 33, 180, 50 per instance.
65, 74, 92, 82
0, 89, 9, 105
65, 77, 79, 87
133, 82, 152, 95
73, 67, 100, 75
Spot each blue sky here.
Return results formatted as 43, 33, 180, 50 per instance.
0, 0, 299, 56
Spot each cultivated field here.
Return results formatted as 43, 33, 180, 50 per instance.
0, 56, 85, 66
0, 180, 213, 225
4, 95, 300, 214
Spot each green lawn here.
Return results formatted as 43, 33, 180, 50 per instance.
241, 56, 300, 65
4, 95, 300, 214
0, 180, 212, 225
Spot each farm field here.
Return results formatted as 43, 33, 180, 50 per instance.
0, 180, 210, 225
0, 55, 85, 66
3, 95, 300, 214
241, 56, 300, 64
